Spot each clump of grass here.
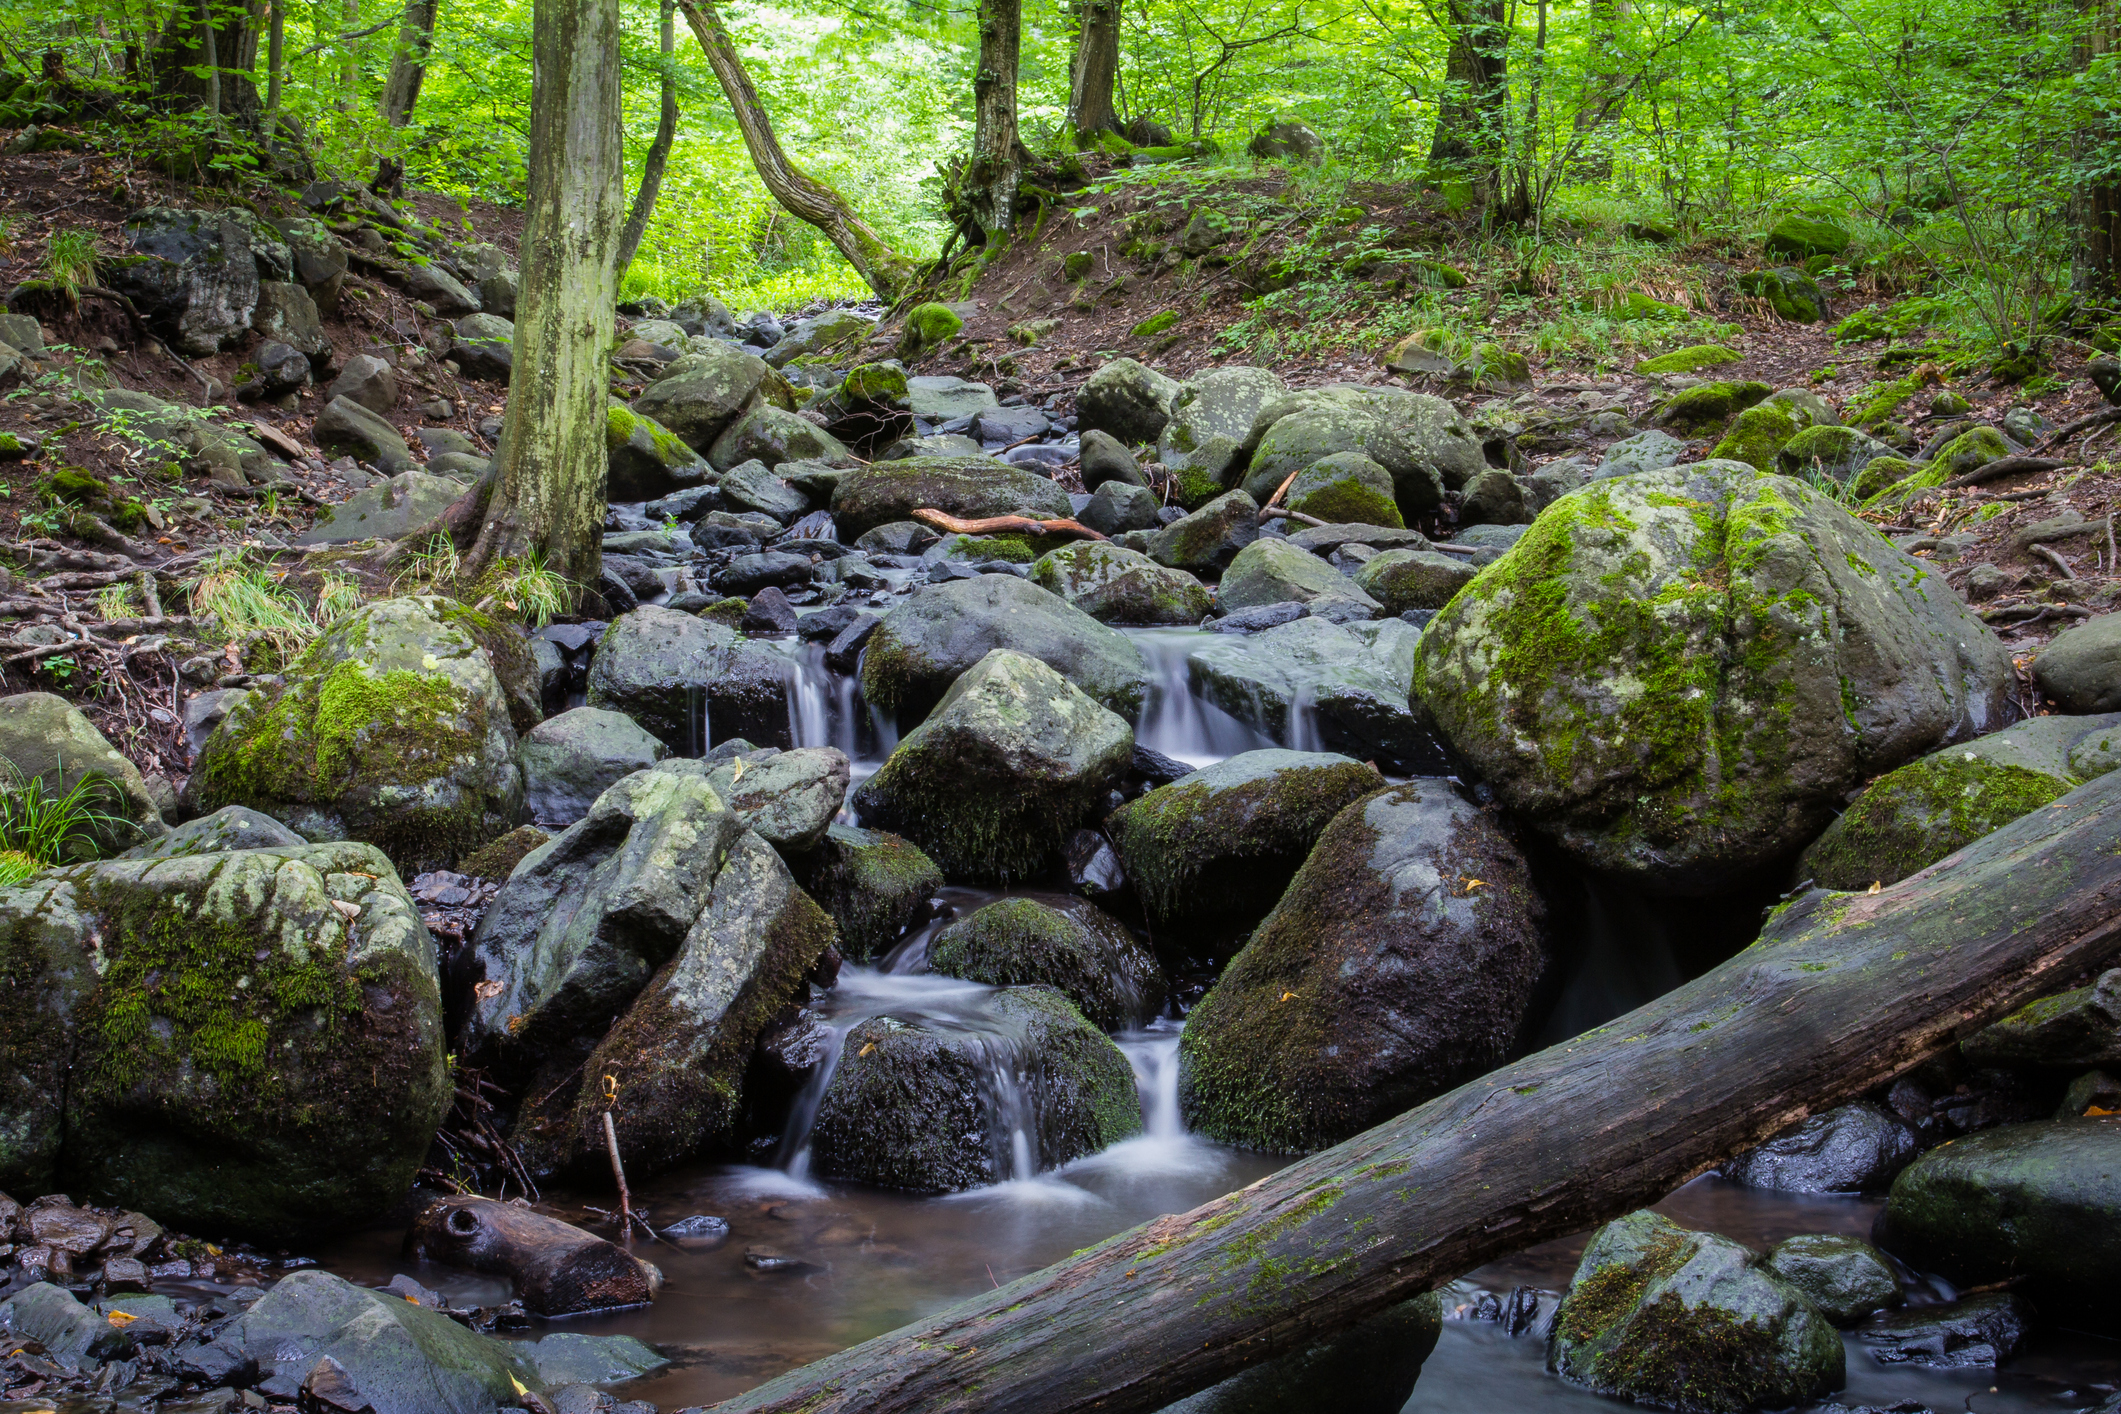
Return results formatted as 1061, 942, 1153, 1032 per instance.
189, 548, 318, 657
491, 551, 570, 627
95, 582, 136, 621
315, 572, 363, 625
45, 227, 99, 303
393, 532, 462, 595
0, 764, 129, 867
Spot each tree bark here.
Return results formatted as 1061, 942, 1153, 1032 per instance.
1065, 0, 1120, 143
153, 0, 261, 115
615, 0, 679, 280
711, 766, 2121, 1414
673, 0, 918, 301
462, 0, 625, 592
2072, 0, 2119, 298
963, 0, 1026, 243
378, 0, 440, 126
339, 0, 359, 109
263, 0, 285, 131
1426, 0, 1509, 206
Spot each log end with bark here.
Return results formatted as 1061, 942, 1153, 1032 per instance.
404, 1195, 660, 1314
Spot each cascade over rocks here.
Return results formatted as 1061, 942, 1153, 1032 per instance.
0, 843, 448, 1241
192, 597, 526, 874
1413, 462, 2015, 893
793, 823, 945, 961
928, 895, 1164, 1029
1178, 781, 1545, 1153
852, 649, 1134, 880
585, 604, 794, 750
1189, 616, 1441, 772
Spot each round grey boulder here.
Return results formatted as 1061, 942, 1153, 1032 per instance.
519, 706, 669, 827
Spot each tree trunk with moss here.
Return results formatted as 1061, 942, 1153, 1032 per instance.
2072, 0, 2120, 298
378, 0, 440, 126
153, 0, 261, 117
462, 0, 623, 593
962, 0, 1027, 243
674, 0, 918, 301
711, 767, 2121, 1414
1065, 0, 1120, 144
1427, 0, 1509, 206
615, 0, 679, 280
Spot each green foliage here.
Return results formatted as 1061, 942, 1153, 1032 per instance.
43, 228, 97, 302
0, 765, 128, 866
189, 549, 324, 658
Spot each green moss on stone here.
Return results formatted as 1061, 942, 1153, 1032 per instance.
1637, 345, 1744, 375
1656, 381, 1772, 432
1131, 310, 1179, 338
1802, 753, 2068, 889
1710, 403, 1800, 470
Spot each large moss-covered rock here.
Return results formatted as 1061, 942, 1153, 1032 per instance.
0, 843, 447, 1240
1285, 451, 1403, 527
809, 986, 1141, 1191
584, 604, 793, 750
1157, 1296, 1441, 1414
632, 341, 782, 452
1078, 357, 1180, 443
1796, 712, 2121, 889
792, 823, 943, 961
1243, 411, 1441, 518
1547, 1210, 1843, 1413
1961, 968, 2121, 1069
1738, 266, 1830, 323
1412, 463, 2014, 893
1105, 748, 1383, 933
192, 597, 526, 874
1177, 781, 1543, 1153
858, 574, 1150, 720
1875, 1116, 2121, 1323
929, 896, 1162, 1029
1241, 385, 1485, 503
763, 307, 872, 367
1158, 366, 1286, 470
1776, 424, 1896, 484
1765, 214, 1850, 260
852, 650, 1133, 881
1353, 548, 1476, 613
1190, 616, 1440, 773
1218, 538, 1380, 615
0, 692, 165, 853
831, 456, 1072, 538
1030, 540, 1212, 625
605, 404, 712, 501
1931, 425, 2011, 479
1708, 402, 1799, 470
1762, 1234, 1902, 1326
709, 404, 853, 473
1654, 381, 1772, 432
1148, 489, 1258, 573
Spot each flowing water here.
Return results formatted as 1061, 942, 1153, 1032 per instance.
317, 628, 2119, 1411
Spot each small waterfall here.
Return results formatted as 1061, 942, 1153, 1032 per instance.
1116, 1024, 1184, 1140
766, 639, 898, 775
1125, 629, 1280, 769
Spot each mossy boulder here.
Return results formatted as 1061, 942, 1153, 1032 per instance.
1286, 451, 1404, 528
632, 340, 782, 453
709, 404, 852, 473
808, 986, 1142, 1191
1078, 357, 1180, 444
1653, 380, 1772, 432
1353, 548, 1477, 614
1764, 214, 1852, 260
1875, 1116, 2121, 1325
763, 307, 873, 368
1160, 367, 1287, 473
1411, 462, 2016, 893
852, 649, 1134, 881
1737, 266, 1830, 322
1030, 541, 1212, 625
1796, 712, 2121, 889
1178, 781, 1543, 1152
1858, 461, 1948, 512
1217, 538, 1380, 616
1932, 425, 2012, 479
792, 823, 943, 961
1849, 454, 1921, 501
898, 302, 963, 359
1191, 616, 1440, 773
0, 842, 448, 1241
1637, 345, 1743, 375
830, 457, 1072, 538
1243, 385, 1487, 501
1708, 402, 1799, 469
1105, 748, 1383, 934
0, 692, 166, 854
929, 896, 1163, 1029
1148, 489, 1258, 573
1547, 1210, 1844, 1413
859, 574, 1150, 721
192, 598, 525, 875
584, 604, 793, 751
2034, 612, 2121, 713
1776, 423, 1895, 483
1960, 967, 2121, 1070
605, 404, 712, 501
1763, 1234, 1902, 1326
519, 704, 670, 827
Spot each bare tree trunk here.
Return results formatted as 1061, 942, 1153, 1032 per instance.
673, 0, 917, 300
339, 0, 358, 109
614, 0, 679, 280
1427, 0, 1509, 206
263, 0, 285, 130
963, 0, 1026, 242
462, 0, 625, 592
1065, 0, 1120, 143
2072, 0, 2120, 298
378, 0, 440, 125
154, 0, 261, 115
709, 767, 2121, 1414
199, 0, 221, 114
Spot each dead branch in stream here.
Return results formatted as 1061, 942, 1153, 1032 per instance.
713, 767, 2121, 1414
909, 509, 1107, 541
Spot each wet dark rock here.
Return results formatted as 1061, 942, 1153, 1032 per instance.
449, 313, 516, 382
809, 987, 1141, 1192
1179, 781, 1545, 1152
797, 603, 864, 642
1156, 1294, 1441, 1414
585, 604, 794, 750
742, 586, 800, 635
1762, 1234, 1902, 1325
1189, 616, 1441, 773
1079, 429, 1147, 489
1130, 744, 1194, 786
1080, 479, 1161, 535
1874, 1115, 2121, 1321
1547, 1210, 1843, 1413
1107, 748, 1385, 935
0, 1281, 134, 1369
1857, 1293, 2030, 1368
1721, 1102, 1922, 1194
719, 458, 813, 521
691, 746, 850, 853
519, 705, 669, 828
404, 1196, 659, 1315
823, 612, 883, 674
1206, 601, 1309, 634
1148, 489, 1258, 573
1063, 828, 1127, 900
929, 896, 1163, 1029
831, 457, 1072, 538
662, 1214, 730, 1245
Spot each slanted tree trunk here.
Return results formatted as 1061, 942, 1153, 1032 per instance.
378, 0, 440, 125
712, 767, 2121, 1414
673, 0, 917, 300
461, 0, 624, 592
1065, 0, 1120, 144
962, 0, 1027, 243
2072, 0, 2120, 298
615, 0, 679, 280
1427, 0, 1509, 206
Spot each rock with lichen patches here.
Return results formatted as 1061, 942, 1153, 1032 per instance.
606, 404, 713, 501
928, 895, 1162, 1029
585, 604, 794, 751
1547, 1210, 1843, 1413
1177, 781, 1543, 1153
852, 649, 1133, 881
1412, 462, 2015, 894
192, 597, 526, 875
830, 457, 1073, 538
1240, 384, 1487, 502
632, 342, 788, 453
0, 842, 448, 1241
792, 823, 943, 961
1217, 538, 1379, 616
1030, 541, 1212, 625
1285, 451, 1404, 528
0, 693, 167, 853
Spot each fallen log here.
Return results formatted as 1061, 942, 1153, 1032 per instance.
714, 766, 2121, 1414
909, 509, 1107, 542
403, 1195, 660, 1316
